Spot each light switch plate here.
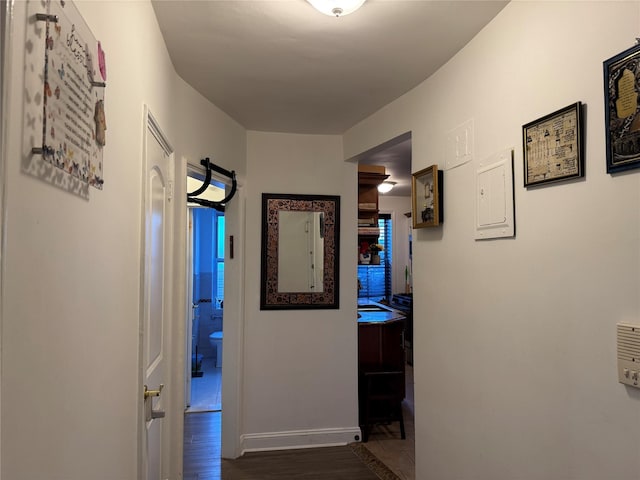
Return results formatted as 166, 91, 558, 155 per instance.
617, 322, 640, 388
445, 119, 474, 170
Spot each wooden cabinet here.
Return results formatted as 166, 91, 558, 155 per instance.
358, 319, 405, 375
358, 318, 406, 440
358, 166, 388, 258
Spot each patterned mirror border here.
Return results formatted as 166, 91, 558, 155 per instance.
261, 193, 340, 310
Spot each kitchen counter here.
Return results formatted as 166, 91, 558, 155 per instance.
358, 300, 407, 437
357, 300, 405, 324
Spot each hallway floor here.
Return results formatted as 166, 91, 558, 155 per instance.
184, 410, 221, 480
183, 365, 415, 480
361, 365, 415, 480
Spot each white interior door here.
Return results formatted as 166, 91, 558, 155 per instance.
140, 108, 174, 480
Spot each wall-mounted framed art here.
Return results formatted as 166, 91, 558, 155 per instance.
604, 43, 640, 174
522, 102, 584, 187
411, 165, 443, 228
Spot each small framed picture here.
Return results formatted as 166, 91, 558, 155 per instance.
604, 43, 640, 174
411, 165, 443, 228
522, 102, 584, 187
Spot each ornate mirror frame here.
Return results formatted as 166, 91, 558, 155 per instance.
260, 193, 340, 310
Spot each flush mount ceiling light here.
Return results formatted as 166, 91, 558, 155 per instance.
307, 0, 366, 17
377, 181, 396, 194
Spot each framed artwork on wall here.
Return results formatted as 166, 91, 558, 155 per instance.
522, 102, 584, 187
411, 165, 443, 228
604, 43, 640, 174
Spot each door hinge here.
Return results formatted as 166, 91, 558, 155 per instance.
168, 180, 174, 201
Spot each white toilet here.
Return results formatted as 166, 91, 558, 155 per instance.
209, 331, 223, 367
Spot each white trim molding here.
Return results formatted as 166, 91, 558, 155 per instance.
0, 2, 11, 479
240, 426, 362, 454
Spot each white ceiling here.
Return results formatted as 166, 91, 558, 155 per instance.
152, 0, 508, 195
359, 134, 413, 197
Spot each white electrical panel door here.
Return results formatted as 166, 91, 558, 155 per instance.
617, 322, 640, 388
475, 148, 515, 240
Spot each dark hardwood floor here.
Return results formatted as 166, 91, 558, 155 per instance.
184, 412, 384, 479
222, 446, 391, 479
184, 411, 221, 480
183, 366, 414, 479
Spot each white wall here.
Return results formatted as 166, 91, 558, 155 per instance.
8, 0, 640, 478
378, 195, 411, 295
241, 131, 360, 451
1, 1, 245, 479
345, 2, 640, 479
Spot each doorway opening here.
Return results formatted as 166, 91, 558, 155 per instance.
355, 132, 415, 479
185, 173, 226, 413
183, 167, 233, 479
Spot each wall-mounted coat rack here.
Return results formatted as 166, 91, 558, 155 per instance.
187, 158, 237, 212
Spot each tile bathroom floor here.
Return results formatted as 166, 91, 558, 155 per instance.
187, 357, 221, 413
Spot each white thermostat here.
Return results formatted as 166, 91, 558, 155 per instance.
617, 322, 640, 388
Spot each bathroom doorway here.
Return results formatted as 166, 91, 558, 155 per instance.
185, 173, 226, 413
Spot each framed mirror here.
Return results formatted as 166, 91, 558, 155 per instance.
261, 193, 340, 310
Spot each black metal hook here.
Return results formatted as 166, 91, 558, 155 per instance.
187, 158, 237, 211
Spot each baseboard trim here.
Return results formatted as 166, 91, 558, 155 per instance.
240, 426, 362, 454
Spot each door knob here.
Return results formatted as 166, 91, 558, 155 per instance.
151, 409, 166, 419
144, 384, 166, 421
144, 384, 164, 399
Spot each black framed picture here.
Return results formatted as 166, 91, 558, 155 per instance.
604, 43, 640, 174
522, 102, 584, 187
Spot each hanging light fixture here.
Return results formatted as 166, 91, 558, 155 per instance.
377, 181, 396, 194
307, 0, 366, 17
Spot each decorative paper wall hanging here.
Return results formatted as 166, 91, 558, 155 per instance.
33, 0, 107, 189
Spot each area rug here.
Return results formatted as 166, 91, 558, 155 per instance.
350, 442, 402, 480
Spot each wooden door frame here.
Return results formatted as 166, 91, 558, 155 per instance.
184, 207, 194, 408
0, 3, 10, 478
181, 160, 246, 459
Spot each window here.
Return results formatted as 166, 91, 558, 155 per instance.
358, 214, 392, 300
215, 215, 225, 307
193, 209, 225, 308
